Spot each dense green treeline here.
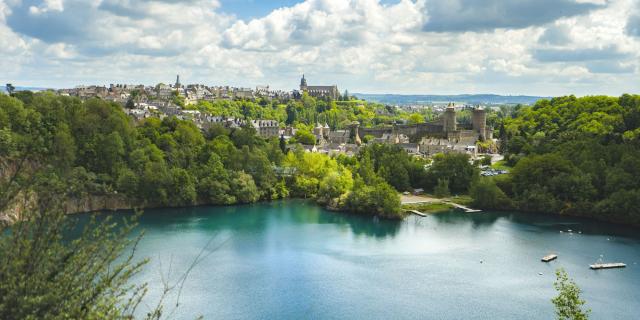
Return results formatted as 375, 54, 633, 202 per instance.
0, 92, 406, 218
477, 94, 640, 224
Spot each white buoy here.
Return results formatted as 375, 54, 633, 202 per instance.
538, 272, 543, 276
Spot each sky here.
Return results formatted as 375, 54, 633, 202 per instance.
1, 0, 639, 96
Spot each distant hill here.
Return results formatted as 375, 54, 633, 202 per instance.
353, 93, 551, 105
1, 86, 51, 93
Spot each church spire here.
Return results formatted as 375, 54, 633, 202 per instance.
300, 74, 308, 91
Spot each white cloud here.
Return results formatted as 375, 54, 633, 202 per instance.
29, 0, 64, 15
0, 0, 638, 96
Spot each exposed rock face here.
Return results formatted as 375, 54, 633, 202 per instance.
0, 191, 37, 225
62, 195, 137, 215
1, 193, 140, 226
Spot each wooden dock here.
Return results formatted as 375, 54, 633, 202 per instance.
590, 263, 626, 270
407, 210, 426, 217
445, 201, 482, 213
541, 254, 558, 262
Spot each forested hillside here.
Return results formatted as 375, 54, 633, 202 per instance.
0, 92, 406, 220
484, 94, 640, 224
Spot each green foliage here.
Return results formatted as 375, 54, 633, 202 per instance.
0, 92, 410, 220
346, 179, 402, 218
407, 113, 425, 124
317, 169, 354, 204
294, 129, 316, 145
359, 144, 428, 191
469, 178, 511, 209
0, 164, 159, 319
497, 95, 640, 224
434, 178, 451, 198
427, 153, 478, 194
552, 269, 590, 320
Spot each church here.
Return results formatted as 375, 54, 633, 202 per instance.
299, 75, 339, 100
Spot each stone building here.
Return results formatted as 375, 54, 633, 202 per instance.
299, 75, 339, 100
251, 120, 280, 138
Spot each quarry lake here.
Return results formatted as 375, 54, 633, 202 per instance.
113, 200, 640, 319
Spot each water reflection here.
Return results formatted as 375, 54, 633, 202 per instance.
430, 210, 501, 229
318, 211, 402, 239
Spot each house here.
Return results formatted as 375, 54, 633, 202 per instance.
398, 143, 420, 155
251, 120, 279, 138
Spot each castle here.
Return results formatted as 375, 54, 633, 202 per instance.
357, 104, 492, 142
299, 75, 339, 100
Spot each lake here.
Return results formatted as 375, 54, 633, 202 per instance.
120, 200, 640, 319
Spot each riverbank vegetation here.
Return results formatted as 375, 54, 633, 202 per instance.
476, 95, 640, 225
0, 92, 405, 219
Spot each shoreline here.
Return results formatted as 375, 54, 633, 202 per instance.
5, 191, 639, 229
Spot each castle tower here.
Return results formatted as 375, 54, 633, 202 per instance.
443, 103, 457, 132
472, 107, 487, 139
349, 121, 362, 145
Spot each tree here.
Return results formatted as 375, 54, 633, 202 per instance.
294, 129, 316, 145
408, 113, 425, 125
125, 97, 135, 109
51, 124, 77, 170
230, 171, 260, 203
285, 103, 298, 125
552, 269, 591, 320
279, 135, 287, 154
5, 83, 15, 95
434, 178, 450, 198
469, 178, 511, 209
427, 153, 478, 194
169, 168, 197, 206
346, 179, 401, 218
318, 169, 354, 203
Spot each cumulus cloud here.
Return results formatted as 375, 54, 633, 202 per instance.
0, 0, 639, 95
6, 0, 228, 56
627, 2, 640, 38
533, 45, 630, 62
538, 24, 573, 45
222, 0, 425, 51
422, 0, 601, 32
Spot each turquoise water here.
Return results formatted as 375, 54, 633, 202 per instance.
119, 201, 640, 319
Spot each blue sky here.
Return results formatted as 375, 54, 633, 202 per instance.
1, 0, 639, 96
219, 0, 303, 19
219, 0, 399, 19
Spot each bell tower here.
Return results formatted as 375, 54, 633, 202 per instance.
300, 74, 308, 93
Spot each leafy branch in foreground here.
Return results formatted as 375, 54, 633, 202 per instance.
552, 268, 590, 320
0, 187, 152, 319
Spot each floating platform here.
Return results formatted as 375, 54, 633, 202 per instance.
590, 263, 626, 270
541, 254, 558, 262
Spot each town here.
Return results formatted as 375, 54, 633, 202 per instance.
50, 75, 498, 159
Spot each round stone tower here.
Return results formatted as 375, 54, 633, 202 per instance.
443, 104, 457, 132
349, 121, 362, 145
472, 108, 487, 139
